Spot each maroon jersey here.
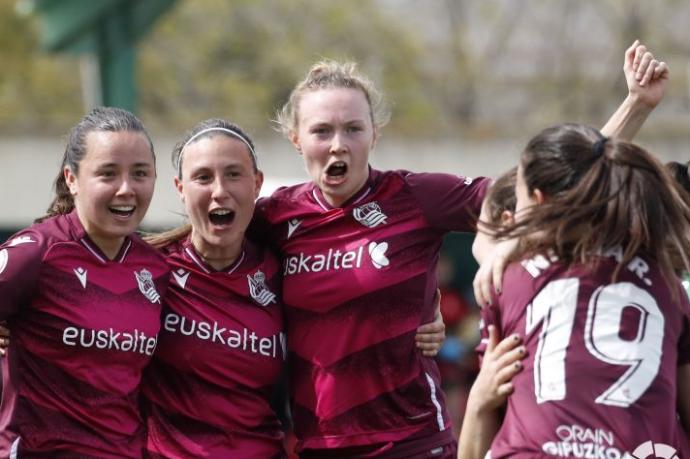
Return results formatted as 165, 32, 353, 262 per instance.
477, 250, 690, 458
0, 211, 168, 458
143, 237, 286, 459
253, 168, 489, 452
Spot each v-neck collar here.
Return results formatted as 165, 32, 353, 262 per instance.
310, 166, 377, 211
182, 238, 246, 274
67, 211, 133, 264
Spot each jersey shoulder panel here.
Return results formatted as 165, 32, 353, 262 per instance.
129, 232, 168, 264
0, 215, 80, 317
257, 182, 318, 222
403, 171, 491, 231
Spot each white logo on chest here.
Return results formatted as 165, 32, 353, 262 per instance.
247, 270, 277, 306
283, 240, 392, 276
9, 236, 36, 247
287, 218, 302, 239
135, 269, 161, 304
0, 249, 7, 275
74, 267, 88, 288
353, 202, 388, 228
172, 268, 190, 289
368, 242, 390, 268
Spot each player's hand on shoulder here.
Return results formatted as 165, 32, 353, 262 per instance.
473, 238, 517, 308
467, 325, 525, 414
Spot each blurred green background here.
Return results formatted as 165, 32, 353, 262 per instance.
3, 0, 690, 138
2, 0, 690, 297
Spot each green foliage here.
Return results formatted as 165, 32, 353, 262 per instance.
0, 0, 82, 133
138, 0, 439, 136
3, 0, 689, 140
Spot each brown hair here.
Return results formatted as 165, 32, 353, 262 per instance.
483, 166, 517, 227
666, 160, 690, 197
275, 60, 390, 136
38, 107, 154, 223
172, 118, 257, 179
145, 119, 257, 249
495, 123, 690, 283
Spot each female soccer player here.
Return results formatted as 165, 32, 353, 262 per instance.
0, 118, 445, 458
142, 119, 287, 458
140, 119, 444, 458
250, 41, 665, 457
472, 124, 690, 457
0, 107, 168, 457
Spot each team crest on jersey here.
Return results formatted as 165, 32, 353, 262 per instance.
247, 270, 277, 306
134, 269, 161, 304
353, 202, 388, 228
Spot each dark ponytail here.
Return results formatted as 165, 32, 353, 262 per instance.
495, 123, 690, 285
666, 161, 690, 197
36, 107, 154, 223
45, 170, 75, 221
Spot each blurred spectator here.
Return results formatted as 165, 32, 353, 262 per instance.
435, 253, 481, 436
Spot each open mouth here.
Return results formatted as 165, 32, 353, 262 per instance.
209, 208, 235, 226
326, 161, 348, 178
109, 205, 135, 217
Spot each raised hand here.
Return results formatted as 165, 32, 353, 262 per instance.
625, 39, 669, 109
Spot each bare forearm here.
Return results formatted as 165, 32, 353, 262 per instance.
457, 401, 501, 459
472, 230, 495, 266
600, 94, 653, 141
472, 201, 494, 265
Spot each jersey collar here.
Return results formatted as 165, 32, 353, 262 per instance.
67, 211, 133, 264
310, 166, 380, 211
182, 237, 246, 274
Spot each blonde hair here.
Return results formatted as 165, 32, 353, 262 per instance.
275, 60, 390, 136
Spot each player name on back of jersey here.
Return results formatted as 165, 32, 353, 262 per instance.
63, 326, 158, 356
164, 312, 286, 359
521, 246, 653, 286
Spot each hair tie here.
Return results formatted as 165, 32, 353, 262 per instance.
592, 137, 608, 157
177, 127, 257, 178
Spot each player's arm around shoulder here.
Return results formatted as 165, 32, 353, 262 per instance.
0, 228, 46, 319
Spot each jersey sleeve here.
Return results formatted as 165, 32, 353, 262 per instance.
0, 229, 45, 319
406, 172, 490, 232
